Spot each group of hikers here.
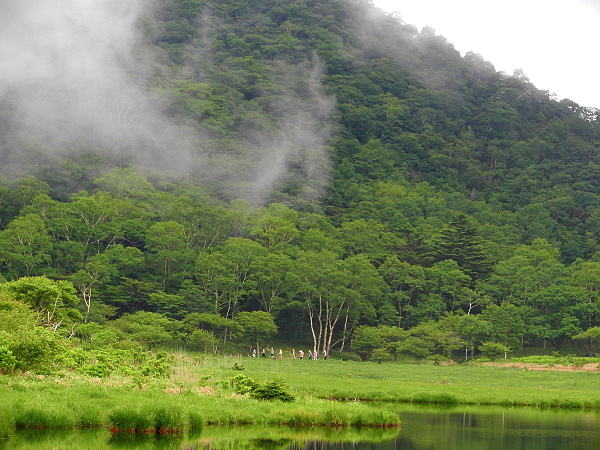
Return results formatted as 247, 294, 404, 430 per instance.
251, 347, 328, 360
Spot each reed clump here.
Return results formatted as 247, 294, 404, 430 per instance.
14, 407, 76, 430
153, 407, 185, 435
108, 408, 154, 434
0, 414, 15, 439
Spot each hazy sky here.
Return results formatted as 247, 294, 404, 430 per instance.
372, 0, 600, 108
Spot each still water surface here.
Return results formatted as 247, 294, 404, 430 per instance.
3, 405, 599, 449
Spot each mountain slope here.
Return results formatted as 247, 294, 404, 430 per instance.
0, 0, 599, 355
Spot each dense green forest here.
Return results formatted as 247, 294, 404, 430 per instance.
1, 0, 600, 368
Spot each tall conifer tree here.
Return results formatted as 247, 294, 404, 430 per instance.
433, 213, 492, 281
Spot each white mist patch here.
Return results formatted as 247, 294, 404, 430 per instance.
0, 0, 141, 90
0, 0, 193, 170
0, 1, 334, 206
243, 61, 335, 205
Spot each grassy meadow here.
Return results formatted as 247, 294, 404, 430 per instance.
2, 353, 600, 441
189, 354, 600, 408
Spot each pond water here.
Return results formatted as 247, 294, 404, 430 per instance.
384, 405, 600, 450
2, 405, 599, 449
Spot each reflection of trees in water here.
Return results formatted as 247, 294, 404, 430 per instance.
392, 405, 600, 450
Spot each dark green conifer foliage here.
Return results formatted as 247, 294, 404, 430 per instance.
432, 213, 492, 281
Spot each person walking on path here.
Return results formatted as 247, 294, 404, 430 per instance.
261, 348, 266, 358
270, 348, 275, 359
278, 348, 283, 359
299, 350, 304, 359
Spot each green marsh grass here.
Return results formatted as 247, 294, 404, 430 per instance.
201, 355, 600, 409
0, 369, 399, 436
187, 410, 203, 432
14, 407, 76, 430
0, 413, 14, 439
153, 407, 185, 434
108, 407, 154, 433
3, 353, 600, 442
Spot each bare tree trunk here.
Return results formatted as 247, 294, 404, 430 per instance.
340, 310, 350, 351
316, 296, 324, 353
307, 305, 318, 355
325, 300, 345, 355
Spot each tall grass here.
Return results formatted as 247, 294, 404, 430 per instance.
0, 371, 400, 436
108, 408, 154, 433
3, 353, 600, 443
153, 407, 185, 434
14, 408, 74, 429
0, 413, 14, 439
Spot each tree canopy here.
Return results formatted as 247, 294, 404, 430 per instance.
0, 0, 599, 362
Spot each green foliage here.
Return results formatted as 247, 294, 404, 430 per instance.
79, 362, 113, 378
188, 411, 204, 431
370, 348, 393, 364
0, 299, 67, 372
352, 325, 409, 360
572, 327, 600, 356
15, 408, 76, 429
235, 311, 278, 347
478, 341, 510, 360
0, 345, 17, 373
153, 407, 185, 434
75, 322, 121, 348
221, 373, 295, 402
186, 329, 217, 353
511, 354, 600, 367
183, 312, 242, 345
111, 312, 181, 348
432, 213, 492, 281
0, 0, 600, 363
397, 336, 434, 363
0, 277, 82, 331
250, 379, 295, 402
140, 351, 172, 378
59, 345, 172, 379
480, 303, 525, 351
225, 373, 259, 395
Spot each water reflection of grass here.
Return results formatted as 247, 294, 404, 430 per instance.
194, 424, 399, 449
3, 425, 399, 450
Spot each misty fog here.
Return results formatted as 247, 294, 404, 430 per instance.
0, 0, 335, 205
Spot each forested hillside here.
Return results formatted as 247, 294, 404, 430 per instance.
1, 0, 600, 365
